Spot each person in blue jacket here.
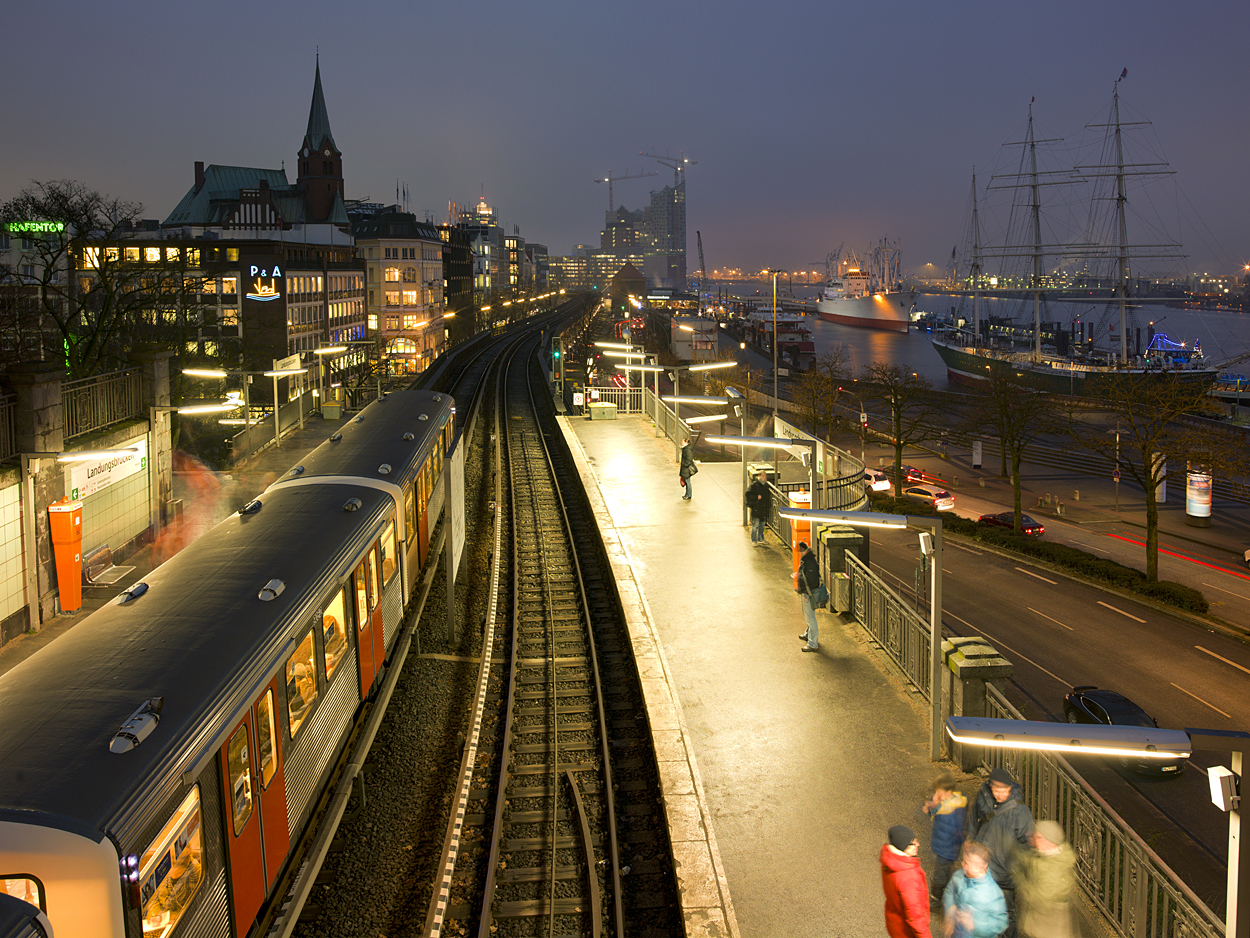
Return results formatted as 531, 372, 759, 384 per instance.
944, 841, 1008, 938
923, 773, 967, 909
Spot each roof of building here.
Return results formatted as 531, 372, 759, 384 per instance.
162, 164, 349, 228
611, 262, 645, 283
304, 59, 337, 154
351, 212, 440, 242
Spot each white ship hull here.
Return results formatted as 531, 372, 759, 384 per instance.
816, 290, 915, 332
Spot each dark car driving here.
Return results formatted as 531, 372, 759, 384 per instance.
978, 511, 1045, 536
1063, 686, 1184, 777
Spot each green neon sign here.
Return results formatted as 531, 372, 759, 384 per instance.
7, 221, 65, 233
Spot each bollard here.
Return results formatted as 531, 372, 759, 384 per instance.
952, 476, 958, 487
1057, 500, 1063, 515
980, 478, 986, 488
1074, 489, 1080, 501
1045, 493, 1051, 505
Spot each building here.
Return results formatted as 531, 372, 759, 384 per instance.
525, 243, 549, 293
351, 208, 444, 375
438, 224, 474, 344
642, 182, 686, 291
457, 198, 506, 302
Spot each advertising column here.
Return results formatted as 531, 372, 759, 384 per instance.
1185, 464, 1212, 528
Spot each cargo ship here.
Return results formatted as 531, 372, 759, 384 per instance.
816, 240, 916, 332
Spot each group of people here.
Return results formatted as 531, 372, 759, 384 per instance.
882, 768, 1078, 938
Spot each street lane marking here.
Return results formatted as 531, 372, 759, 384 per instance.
943, 612, 1071, 686
1097, 601, 1145, 623
1070, 540, 1111, 554
949, 542, 983, 555
1106, 533, 1250, 579
1170, 682, 1232, 719
1196, 645, 1250, 677
1028, 607, 1074, 631
1202, 582, 1250, 602
1015, 567, 1057, 585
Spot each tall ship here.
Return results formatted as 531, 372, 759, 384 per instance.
816, 240, 916, 332
932, 76, 1220, 395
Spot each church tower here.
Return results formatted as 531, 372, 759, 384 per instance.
296, 58, 343, 223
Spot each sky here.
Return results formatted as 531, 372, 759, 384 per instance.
3, 0, 1247, 277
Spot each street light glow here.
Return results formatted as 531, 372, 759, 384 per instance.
777, 506, 909, 530
945, 717, 1193, 760
689, 361, 737, 372
182, 368, 228, 378
685, 414, 728, 424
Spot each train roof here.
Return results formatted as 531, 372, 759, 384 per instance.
274, 388, 452, 485
0, 479, 392, 843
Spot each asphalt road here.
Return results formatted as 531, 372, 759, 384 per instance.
869, 523, 1247, 916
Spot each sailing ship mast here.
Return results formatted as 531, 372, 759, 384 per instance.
971, 170, 981, 341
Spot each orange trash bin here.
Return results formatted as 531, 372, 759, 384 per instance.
49, 497, 84, 613
789, 490, 811, 574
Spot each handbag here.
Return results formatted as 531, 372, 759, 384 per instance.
811, 582, 830, 608
679, 476, 686, 487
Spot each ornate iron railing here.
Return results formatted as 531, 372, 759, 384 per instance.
63, 369, 143, 440
846, 551, 932, 698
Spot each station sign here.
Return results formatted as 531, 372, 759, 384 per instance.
67, 438, 147, 500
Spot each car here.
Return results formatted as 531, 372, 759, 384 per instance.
978, 511, 1045, 536
901, 484, 955, 511
863, 468, 892, 492
903, 464, 927, 483
1063, 686, 1184, 777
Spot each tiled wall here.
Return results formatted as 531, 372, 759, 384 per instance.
79, 466, 149, 557
0, 482, 21, 624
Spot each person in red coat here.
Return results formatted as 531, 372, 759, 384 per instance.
882, 825, 933, 938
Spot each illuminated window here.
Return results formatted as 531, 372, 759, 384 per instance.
105, 246, 119, 263
386, 316, 399, 330
221, 308, 238, 327
402, 291, 417, 306
402, 267, 417, 282
201, 279, 217, 294
383, 267, 399, 282
367, 314, 378, 330
385, 291, 399, 307
285, 632, 318, 736
82, 247, 100, 269
256, 691, 277, 789
186, 248, 200, 267
1, 878, 43, 912
144, 247, 161, 263
226, 726, 253, 835
124, 247, 141, 262
221, 278, 237, 294
366, 547, 380, 608
403, 315, 418, 329
321, 589, 349, 682
165, 247, 180, 263
202, 341, 218, 356
79, 277, 93, 293
226, 248, 239, 262
404, 486, 416, 545
138, 787, 203, 938
379, 522, 398, 583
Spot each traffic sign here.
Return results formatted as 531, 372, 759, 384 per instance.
1112, 469, 1121, 482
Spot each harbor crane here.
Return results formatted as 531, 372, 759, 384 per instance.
641, 150, 697, 187
697, 231, 709, 289
593, 168, 658, 212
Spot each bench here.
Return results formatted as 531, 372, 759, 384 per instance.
83, 544, 136, 586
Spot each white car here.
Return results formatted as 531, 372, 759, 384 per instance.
902, 484, 955, 511
863, 468, 891, 492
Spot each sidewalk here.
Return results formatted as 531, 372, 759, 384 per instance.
0, 416, 343, 679
560, 413, 1033, 937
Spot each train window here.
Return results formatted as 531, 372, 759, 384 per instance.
379, 522, 397, 583
138, 786, 204, 938
366, 547, 381, 610
404, 485, 417, 545
322, 589, 349, 681
256, 690, 277, 790
2, 877, 43, 912
354, 562, 369, 631
286, 633, 319, 737
226, 725, 253, 836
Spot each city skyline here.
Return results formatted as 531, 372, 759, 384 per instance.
2, 0, 1246, 276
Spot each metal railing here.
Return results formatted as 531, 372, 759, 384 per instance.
845, 552, 932, 698
63, 369, 143, 440
984, 686, 1222, 938
587, 386, 644, 413
0, 395, 15, 462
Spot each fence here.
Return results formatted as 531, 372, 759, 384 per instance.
587, 386, 644, 413
983, 686, 1222, 938
0, 395, 14, 463
63, 369, 144, 440
845, 552, 932, 698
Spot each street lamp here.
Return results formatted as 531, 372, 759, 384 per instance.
780, 506, 943, 760
665, 361, 737, 453
314, 345, 348, 413
615, 362, 665, 436
838, 384, 869, 468
766, 268, 788, 417
705, 434, 819, 529
263, 367, 308, 445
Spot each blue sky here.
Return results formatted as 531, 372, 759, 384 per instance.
3, 0, 1245, 274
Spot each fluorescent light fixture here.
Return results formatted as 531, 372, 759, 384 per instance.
779, 507, 908, 530
178, 402, 243, 415
182, 368, 228, 378
685, 414, 728, 424
314, 345, 348, 355
594, 341, 635, 350
264, 368, 308, 377
689, 361, 737, 371
615, 364, 665, 372
56, 447, 141, 462
679, 325, 694, 332
663, 395, 730, 404
703, 435, 807, 449
601, 350, 645, 358
218, 419, 250, 425
944, 716, 1192, 760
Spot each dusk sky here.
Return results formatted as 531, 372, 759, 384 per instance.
3, 1, 1246, 276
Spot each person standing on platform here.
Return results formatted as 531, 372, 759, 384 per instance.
745, 470, 772, 544
923, 774, 967, 910
1015, 820, 1077, 938
966, 766, 1035, 938
794, 541, 820, 652
943, 842, 1008, 938
881, 825, 932, 938
679, 437, 697, 500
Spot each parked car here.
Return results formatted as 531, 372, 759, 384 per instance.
901, 484, 955, 511
1063, 686, 1184, 777
863, 468, 892, 492
978, 511, 1045, 536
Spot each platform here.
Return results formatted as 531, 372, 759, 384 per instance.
559, 414, 962, 938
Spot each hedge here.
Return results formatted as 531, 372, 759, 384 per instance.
865, 494, 1209, 614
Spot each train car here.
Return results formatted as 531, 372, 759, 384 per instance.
0, 389, 453, 938
0, 893, 53, 938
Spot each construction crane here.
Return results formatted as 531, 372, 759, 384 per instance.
640, 150, 697, 187
593, 168, 658, 212
697, 231, 708, 289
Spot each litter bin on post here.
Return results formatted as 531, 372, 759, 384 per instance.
49, 496, 84, 613
789, 490, 811, 574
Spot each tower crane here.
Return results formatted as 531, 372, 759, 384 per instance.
593, 168, 658, 212
697, 231, 708, 289
640, 150, 697, 187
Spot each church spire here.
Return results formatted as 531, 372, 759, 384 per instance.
303, 56, 337, 154
297, 56, 344, 224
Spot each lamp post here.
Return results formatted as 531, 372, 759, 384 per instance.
313, 345, 348, 413
263, 367, 309, 447
766, 268, 788, 417
838, 385, 869, 468
183, 368, 261, 430
614, 362, 664, 436
704, 434, 819, 528
665, 361, 737, 457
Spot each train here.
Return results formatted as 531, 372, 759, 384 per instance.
0, 388, 456, 938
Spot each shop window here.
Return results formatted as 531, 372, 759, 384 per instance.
144, 247, 161, 263
256, 690, 277, 789
321, 589, 349, 682
1, 878, 43, 912
138, 787, 204, 938
379, 522, 398, 583
285, 632, 318, 736
226, 725, 253, 836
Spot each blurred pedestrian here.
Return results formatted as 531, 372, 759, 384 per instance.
679, 437, 697, 500
923, 774, 967, 910
966, 766, 1035, 938
794, 540, 820, 652
1015, 820, 1077, 938
943, 841, 1007, 938
881, 825, 932, 938
745, 470, 773, 544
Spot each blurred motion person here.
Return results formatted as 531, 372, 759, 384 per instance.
923, 774, 967, 909
794, 540, 820, 652
1015, 820, 1077, 938
943, 841, 1007, 938
745, 470, 773, 544
679, 437, 698, 500
881, 825, 932, 938
967, 766, 1035, 938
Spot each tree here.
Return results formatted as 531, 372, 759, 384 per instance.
792, 346, 851, 441
860, 362, 945, 494
1067, 374, 1238, 581
0, 180, 178, 377
964, 370, 1062, 532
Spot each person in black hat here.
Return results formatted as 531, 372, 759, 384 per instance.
881, 825, 931, 938
793, 540, 820, 652
966, 766, 1035, 938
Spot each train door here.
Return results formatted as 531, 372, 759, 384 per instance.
253, 682, 290, 890
220, 714, 265, 934
354, 558, 376, 695
416, 463, 430, 567
365, 544, 385, 668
